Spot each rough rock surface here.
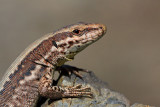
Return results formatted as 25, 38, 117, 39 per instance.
41, 67, 153, 107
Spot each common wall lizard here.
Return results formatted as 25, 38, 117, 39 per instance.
0, 22, 106, 107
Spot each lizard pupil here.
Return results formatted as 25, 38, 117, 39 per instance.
73, 29, 80, 34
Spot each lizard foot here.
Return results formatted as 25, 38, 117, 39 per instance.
63, 84, 92, 98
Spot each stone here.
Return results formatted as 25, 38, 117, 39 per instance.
40, 66, 153, 107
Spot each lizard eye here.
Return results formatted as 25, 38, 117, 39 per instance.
72, 29, 80, 34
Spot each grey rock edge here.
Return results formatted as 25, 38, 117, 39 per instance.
41, 69, 153, 107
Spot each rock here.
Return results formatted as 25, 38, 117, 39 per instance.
40, 66, 153, 107
131, 103, 154, 107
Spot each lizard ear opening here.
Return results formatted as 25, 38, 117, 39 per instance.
52, 40, 58, 48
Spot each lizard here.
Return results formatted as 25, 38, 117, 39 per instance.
0, 22, 106, 107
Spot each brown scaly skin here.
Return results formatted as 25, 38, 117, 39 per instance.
0, 22, 106, 107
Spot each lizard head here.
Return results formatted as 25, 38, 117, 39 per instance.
55, 22, 107, 59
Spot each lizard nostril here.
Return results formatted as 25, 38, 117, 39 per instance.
99, 24, 106, 33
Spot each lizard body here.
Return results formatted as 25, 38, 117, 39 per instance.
0, 22, 106, 107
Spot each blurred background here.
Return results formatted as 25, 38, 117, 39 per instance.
0, 0, 160, 106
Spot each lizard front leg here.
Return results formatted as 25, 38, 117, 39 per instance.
38, 67, 92, 99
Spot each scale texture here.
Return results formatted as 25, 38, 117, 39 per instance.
0, 22, 106, 107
